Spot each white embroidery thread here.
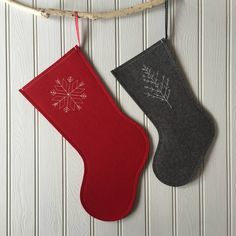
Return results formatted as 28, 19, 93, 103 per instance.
50, 76, 87, 113
142, 65, 172, 109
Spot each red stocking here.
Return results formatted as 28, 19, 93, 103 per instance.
20, 46, 149, 221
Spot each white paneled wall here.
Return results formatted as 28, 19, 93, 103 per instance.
0, 0, 235, 236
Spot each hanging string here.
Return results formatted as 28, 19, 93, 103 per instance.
165, 0, 168, 39
74, 12, 81, 46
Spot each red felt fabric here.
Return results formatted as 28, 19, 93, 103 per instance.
20, 46, 149, 221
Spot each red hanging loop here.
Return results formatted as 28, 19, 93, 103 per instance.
74, 12, 81, 47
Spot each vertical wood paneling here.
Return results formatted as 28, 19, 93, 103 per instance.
146, 5, 173, 236
64, 1, 91, 236
32, 3, 39, 236
0, 0, 236, 235
170, 3, 177, 235
202, 0, 227, 235
9, 0, 35, 235
0, 2, 7, 236
173, 0, 200, 236
226, 0, 232, 235
6, 5, 11, 236
37, 0, 63, 235
90, 1, 118, 235
230, 0, 236, 235
118, 1, 145, 236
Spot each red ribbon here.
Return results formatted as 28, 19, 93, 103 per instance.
74, 12, 81, 46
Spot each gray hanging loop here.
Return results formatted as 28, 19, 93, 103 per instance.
165, 0, 168, 39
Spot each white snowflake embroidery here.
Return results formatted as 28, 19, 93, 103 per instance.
142, 65, 172, 109
50, 76, 87, 113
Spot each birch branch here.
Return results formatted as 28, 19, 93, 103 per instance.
2, 0, 165, 20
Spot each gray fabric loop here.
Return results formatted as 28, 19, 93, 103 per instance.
165, 0, 168, 39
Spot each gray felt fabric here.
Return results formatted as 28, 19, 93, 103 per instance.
111, 38, 215, 186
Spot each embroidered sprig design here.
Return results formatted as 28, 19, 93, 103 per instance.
142, 65, 172, 109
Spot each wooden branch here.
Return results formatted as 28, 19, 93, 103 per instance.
2, 0, 165, 20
